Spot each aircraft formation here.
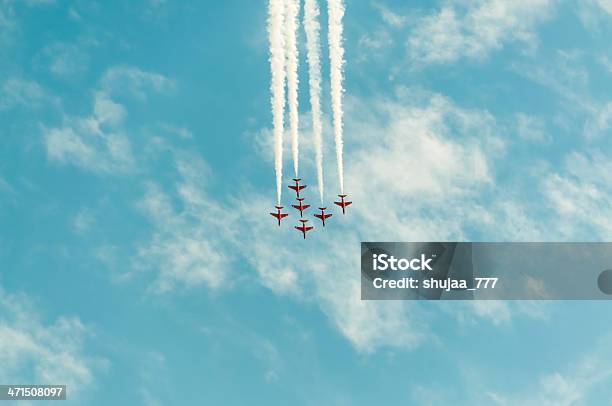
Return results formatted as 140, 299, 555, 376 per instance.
270, 178, 352, 239
267, 0, 348, 238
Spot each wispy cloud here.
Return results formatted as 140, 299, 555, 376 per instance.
410, 330, 612, 405
133, 153, 237, 293
486, 332, 612, 405
408, 0, 557, 65
0, 286, 107, 399
512, 48, 612, 140
200, 322, 284, 383
1, 0, 59, 51
372, 2, 408, 28
544, 151, 612, 239
34, 40, 93, 78
100, 66, 175, 100
44, 117, 134, 174
0, 78, 59, 110
0, 3, 18, 49
577, 0, 612, 32
43, 66, 174, 174
516, 113, 550, 143
72, 207, 95, 234
138, 351, 168, 406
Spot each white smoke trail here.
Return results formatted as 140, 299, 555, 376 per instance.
285, 0, 300, 178
304, 0, 324, 203
327, 0, 345, 194
268, 0, 286, 204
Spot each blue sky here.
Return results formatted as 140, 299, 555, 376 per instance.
2, 0, 612, 404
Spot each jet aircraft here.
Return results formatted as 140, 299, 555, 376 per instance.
295, 219, 314, 239
334, 194, 352, 214
269, 206, 289, 226
313, 207, 333, 227
288, 178, 307, 198
292, 198, 310, 218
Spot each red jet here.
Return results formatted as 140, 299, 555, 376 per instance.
292, 198, 310, 218
269, 206, 289, 226
288, 178, 307, 198
313, 207, 333, 227
295, 219, 314, 239
334, 194, 352, 214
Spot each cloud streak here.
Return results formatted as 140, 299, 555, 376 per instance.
304, 0, 325, 202
267, 0, 287, 204
327, 0, 346, 193
285, 0, 300, 177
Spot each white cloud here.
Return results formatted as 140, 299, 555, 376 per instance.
100, 66, 175, 100
44, 66, 173, 174
250, 336, 283, 382
0, 4, 17, 49
73, 208, 95, 234
358, 30, 392, 52
0, 78, 59, 110
200, 323, 285, 383
409, 331, 612, 405
409, 0, 556, 65
133, 154, 236, 293
578, 0, 612, 32
372, 2, 408, 28
469, 301, 512, 326
140, 0, 169, 22
0, 287, 106, 399
153, 123, 193, 140
543, 151, 612, 239
138, 351, 168, 406
1, 0, 60, 51
93, 91, 126, 126
130, 88, 556, 352
516, 113, 550, 143
486, 333, 612, 405
344, 88, 508, 241
0, 175, 14, 196
593, 0, 612, 14
35, 41, 91, 78
447, 299, 551, 328
512, 49, 612, 139
44, 118, 134, 174
583, 102, 612, 139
